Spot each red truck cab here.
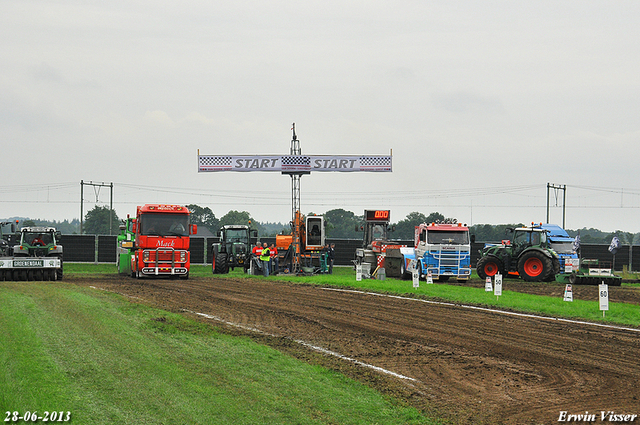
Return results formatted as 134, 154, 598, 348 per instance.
130, 204, 197, 278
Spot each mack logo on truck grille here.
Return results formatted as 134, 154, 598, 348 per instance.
14, 259, 44, 267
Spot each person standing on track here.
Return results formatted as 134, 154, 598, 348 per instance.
327, 243, 335, 274
260, 242, 270, 277
269, 243, 278, 275
251, 242, 263, 274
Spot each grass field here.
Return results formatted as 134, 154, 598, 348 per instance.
1, 281, 437, 425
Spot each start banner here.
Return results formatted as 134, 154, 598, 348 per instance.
198, 155, 392, 173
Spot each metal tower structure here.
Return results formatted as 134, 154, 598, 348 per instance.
198, 124, 392, 274
284, 124, 308, 272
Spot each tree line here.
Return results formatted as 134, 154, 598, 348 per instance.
4, 205, 635, 245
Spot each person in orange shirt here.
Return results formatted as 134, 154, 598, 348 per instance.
251, 242, 263, 274
269, 243, 278, 275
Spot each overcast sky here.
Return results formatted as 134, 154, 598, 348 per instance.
2, 1, 640, 233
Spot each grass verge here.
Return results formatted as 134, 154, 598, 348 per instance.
0, 282, 438, 425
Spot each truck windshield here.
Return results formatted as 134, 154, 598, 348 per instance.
225, 229, 248, 242
427, 231, 469, 245
140, 214, 189, 236
550, 241, 574, 254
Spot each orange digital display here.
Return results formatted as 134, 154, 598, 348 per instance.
365, 210, 390, 222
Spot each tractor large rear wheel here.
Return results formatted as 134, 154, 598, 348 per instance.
476, 256, 504, 280
518, 251, 553, 282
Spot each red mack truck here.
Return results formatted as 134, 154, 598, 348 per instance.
129, 204, 197, 279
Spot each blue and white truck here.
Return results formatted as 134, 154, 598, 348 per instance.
399, 222, 472, 281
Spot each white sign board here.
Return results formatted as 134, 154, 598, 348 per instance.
356, 264, 362, 281
599, 283, 609, 311
198, 155, 392, 173
412, 270, 420, 288
563, 284, 573, 302
426, 272, 433, 284
494, 273, 502, 296
485, 277, 493, 292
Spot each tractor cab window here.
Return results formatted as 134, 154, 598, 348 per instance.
513, 231, 530, 247
226, 229, 248, 243
24, 231, 53, 246
530, 232, 540, 245
371, 224, 385, 240
513, 230, 544, 247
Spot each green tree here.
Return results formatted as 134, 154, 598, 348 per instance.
83, 206, 120, 235
323, 208, 360, 238
393, 212, 451, 240
186, 204, 219, 234
393, 212, 429, 239
219, 210, 264, 234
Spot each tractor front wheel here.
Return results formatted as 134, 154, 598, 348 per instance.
476, 256, 504, 280
213, 252, 229, 274
518, 251, 553, 282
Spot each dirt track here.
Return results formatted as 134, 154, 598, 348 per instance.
71, 275, 640, 425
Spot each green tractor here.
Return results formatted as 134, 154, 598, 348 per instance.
212, 225, 257, 274
0, 220, 18, 256
12, 226, 64, 280
476, 224, 561, 282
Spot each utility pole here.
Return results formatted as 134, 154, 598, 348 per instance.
80, 181, 114, 234
546, 183, 566, 228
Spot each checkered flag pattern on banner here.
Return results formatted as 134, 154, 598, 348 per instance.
360, 156, 392, 168
281, 156, 311, 168
199, 156, 232, 170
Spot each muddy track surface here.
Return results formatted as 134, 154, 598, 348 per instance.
70, 275, 640, 425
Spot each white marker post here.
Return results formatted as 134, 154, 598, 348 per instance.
426, 272, 433, 284
599, 282, 609, 318
410, 260, 419, 288
356, 264, 362, 282
494, 273, 502, 300
563, 284, 573, 302
412, 269, 420, 288
485, 277, 493, 292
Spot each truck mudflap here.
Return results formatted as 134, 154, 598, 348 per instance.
0, 257, 62, 281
